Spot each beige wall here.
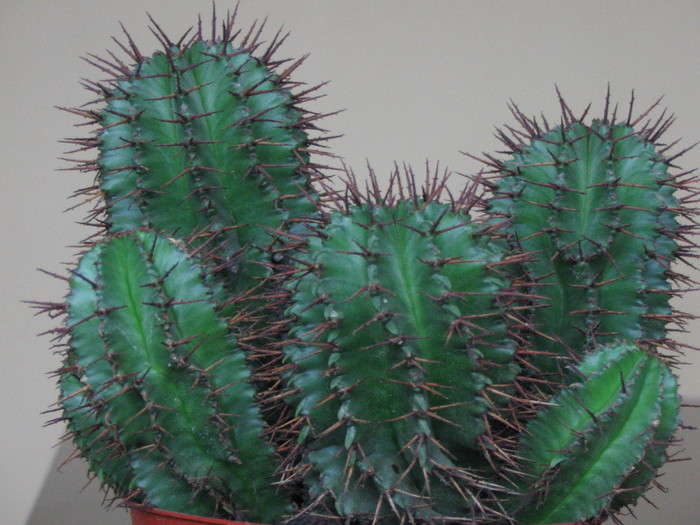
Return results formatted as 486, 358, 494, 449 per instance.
3, 1, 700, 524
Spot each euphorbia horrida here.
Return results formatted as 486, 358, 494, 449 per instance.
35, 8, 698, 525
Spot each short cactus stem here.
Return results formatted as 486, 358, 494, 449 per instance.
511, 342, 681, 525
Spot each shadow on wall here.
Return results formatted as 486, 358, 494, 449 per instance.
27, 442, 128, 525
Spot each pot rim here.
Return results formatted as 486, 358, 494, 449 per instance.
129, 504, 265, 525
129, 505, 602, 525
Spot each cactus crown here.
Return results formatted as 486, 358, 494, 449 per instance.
36, 9, 698, 525
62, 7, 331, 298
476, 90, 699, 379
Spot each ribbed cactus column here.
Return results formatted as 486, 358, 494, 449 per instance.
281, 170, 519, 523
57, 11, 334, 453
56, 230, 287, 522
65, 12, 328, 299
481, 94, 698, 377
511, 342, 681, 524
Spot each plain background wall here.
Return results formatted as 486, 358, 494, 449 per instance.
3, 1, 700, 524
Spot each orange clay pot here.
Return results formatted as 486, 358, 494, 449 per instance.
130, 506, 264, 525
551, 521, 605, 525
130, 506, 604, 525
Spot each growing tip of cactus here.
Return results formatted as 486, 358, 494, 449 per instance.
60, 4, 336, 301
475, 87, 700, 381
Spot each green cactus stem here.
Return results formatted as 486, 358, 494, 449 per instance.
54, 230, 288, 522
61, 9, 332, 300
279, 167, 522, 523
511, 341, 681, 525
477, 91, 699, 378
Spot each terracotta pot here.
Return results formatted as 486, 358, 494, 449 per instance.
130, 506, 604, 525
550, 521, 604, 525
130, 506, 264, 525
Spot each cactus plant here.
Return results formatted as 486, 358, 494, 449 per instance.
36, 6, 699, 525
